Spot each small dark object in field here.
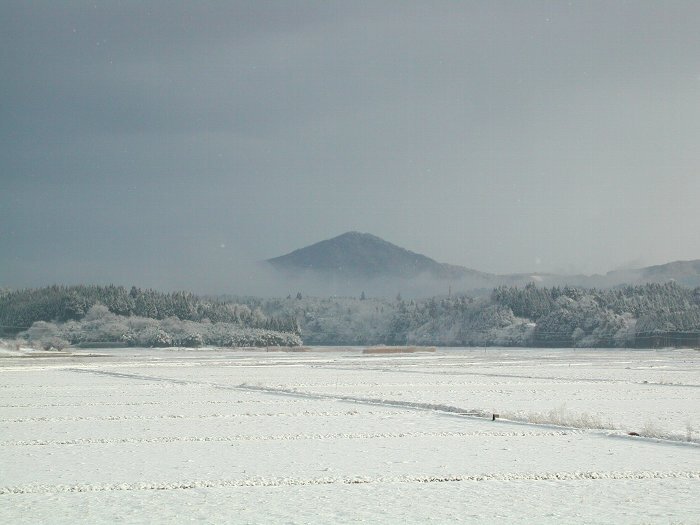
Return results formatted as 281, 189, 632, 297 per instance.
492, 413, 499, 421
628, 432, 640, 436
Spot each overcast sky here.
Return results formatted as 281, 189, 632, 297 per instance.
2, 1, 699, 293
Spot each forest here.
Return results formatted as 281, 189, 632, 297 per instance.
0, 285, 300, 349
238, 282, 700, 348
2, 282, 699, 349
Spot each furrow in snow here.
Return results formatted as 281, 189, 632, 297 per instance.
0, 410, 402, 423
0, 430, 576, 446
54, 369, 700, 445
2, 471, 699, 494
62, 369, 496, 420
0, 399, 304, 408
313, 364, 700, 387
236, 383, 496, 418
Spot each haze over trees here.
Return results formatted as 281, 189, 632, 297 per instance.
19, 305, 301, 350
0, 285, 300, 349
0, 285, 298, 334
226, 282, 700, 348
262, 232, 700, 298
3, 282, 699, 350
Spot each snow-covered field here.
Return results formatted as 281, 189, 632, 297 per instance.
1, 346, 699, 524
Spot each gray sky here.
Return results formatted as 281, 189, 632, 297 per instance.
2, 1, 700, 293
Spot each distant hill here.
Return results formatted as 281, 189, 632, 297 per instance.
264, 232, 700, 296
266, 232, 488, 281
604, 259, 700, 288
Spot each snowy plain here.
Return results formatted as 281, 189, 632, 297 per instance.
1, 346, 698, 524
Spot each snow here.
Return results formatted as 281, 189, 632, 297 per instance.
1, 346, 699, 523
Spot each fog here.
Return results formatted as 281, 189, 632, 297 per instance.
2, 2, 699, 294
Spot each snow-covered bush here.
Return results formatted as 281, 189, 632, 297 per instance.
37, 336, 70, 351
83, 304, 112, 322
23, 321, 68, 349
19, 312, 302, 349
136, 326, 173, 347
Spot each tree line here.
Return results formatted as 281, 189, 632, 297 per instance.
3, 282, 700, 348
17, 304, 301, 350
0, 285, 299, 337
237, 282, 700, 348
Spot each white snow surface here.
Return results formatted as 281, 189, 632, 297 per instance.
1, 346, 699, 524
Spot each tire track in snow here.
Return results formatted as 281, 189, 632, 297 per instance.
2, 471, 699, 494
66, 368, 197, 385
232, 385, 700, 446
235, 383, 493, 418
62, 369, 699, 446
1, 429, 578, 446
66, 369, 495, 420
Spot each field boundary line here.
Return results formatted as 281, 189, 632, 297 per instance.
2, 471, 699, 494
0, 429, 576, 447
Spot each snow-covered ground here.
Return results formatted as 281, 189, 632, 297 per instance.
1, 346, 698, 524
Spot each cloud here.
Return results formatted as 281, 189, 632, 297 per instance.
2, 2, 700, 292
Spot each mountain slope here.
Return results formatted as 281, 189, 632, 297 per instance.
605, 259, 700, 288
266, 232, 485, 280
265, 232, 700, 296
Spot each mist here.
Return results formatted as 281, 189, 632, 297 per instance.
2, 2, 700, 294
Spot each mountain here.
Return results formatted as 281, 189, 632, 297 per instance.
266, 232, 487, 281
265, 232, 700, 297
603, 259, 700, 288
